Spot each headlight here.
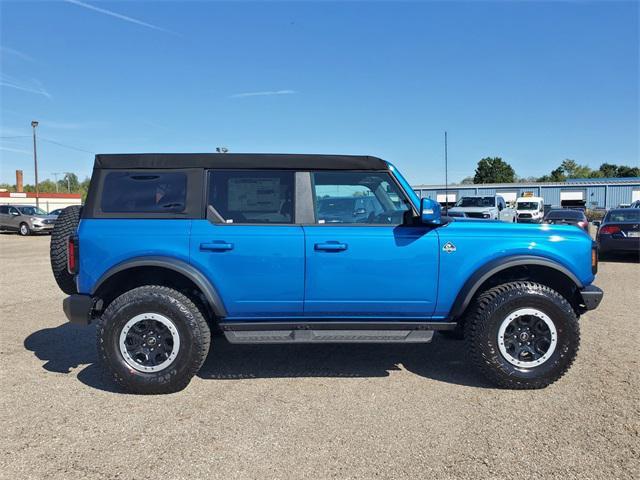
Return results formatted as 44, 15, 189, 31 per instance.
482, 213, 491, 218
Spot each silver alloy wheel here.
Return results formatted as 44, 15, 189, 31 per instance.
20, 224, 29, 235
497, 308, 557, 368
119, 313, 180, 373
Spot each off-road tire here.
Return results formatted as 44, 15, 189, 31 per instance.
96, 286, 211, 394
50, 205, 82, 294
464, 281, 579, 389
18, 222, 31, 236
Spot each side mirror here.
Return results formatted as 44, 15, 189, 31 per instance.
498, 204, 503, 211
592, 220, 601, 227
10, 211, 19, 216
420, 198, 441, 225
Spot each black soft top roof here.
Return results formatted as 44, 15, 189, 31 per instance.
94, 153, 388, 171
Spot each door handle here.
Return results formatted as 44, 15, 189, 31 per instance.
200, 241, 234, 252
314, 242, 348, 252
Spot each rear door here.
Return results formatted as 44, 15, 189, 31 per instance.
190, 170, 305, 319
303, 170, 439, 318
0, 206, 9, 228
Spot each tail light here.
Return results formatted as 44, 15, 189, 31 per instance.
592, 242, 598, 274
599, 225, 620, 235
67, 235, 79, 274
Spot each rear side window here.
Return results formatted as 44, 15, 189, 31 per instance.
208, 170, 294, 224
101, 172, 187, 213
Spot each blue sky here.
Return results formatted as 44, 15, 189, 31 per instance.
1, 0, 638, 186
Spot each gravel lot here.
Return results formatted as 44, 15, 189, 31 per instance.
0, 233, 638, 480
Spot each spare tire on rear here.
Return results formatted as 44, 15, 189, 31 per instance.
50, 205, 82, 294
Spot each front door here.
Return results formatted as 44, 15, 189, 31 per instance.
7, 206, 21, 230
303, 171, 439, 318
190, 169, 305, 319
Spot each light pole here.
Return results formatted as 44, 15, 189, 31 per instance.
31, 121, 39, 208
51, 172, 61, 192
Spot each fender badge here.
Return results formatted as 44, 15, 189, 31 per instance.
443, 241, 456, 253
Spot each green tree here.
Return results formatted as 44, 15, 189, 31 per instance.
597, 163, 618, 178
61, 172, 80, 192
615, 165, 640, 177
460, 176, 475, 185
473, 157, 516, 184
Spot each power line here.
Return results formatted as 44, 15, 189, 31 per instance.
1, 135, 94, 154
39, 138, 94, 154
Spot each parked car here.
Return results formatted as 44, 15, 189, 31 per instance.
0, 204, 57, 235
448, 195, 516, 222
50, 153, 602, 394
48, 208, 65, 217
596, 208, 640, 256
543, 209, 589, 233
631, 200, 640, 209
516, 196, 545, 223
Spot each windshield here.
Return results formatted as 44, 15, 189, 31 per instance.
517, 202, 540, 210
455, 197, 495, 208
18, 206, 47, 215
606, 210, 640, 222
317, 198, 357, 216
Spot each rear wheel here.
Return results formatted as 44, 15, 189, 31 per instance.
96, 286, 211, 394
465, 281, 579, 389
19, 223, 30, 236
50, 206, 82, 294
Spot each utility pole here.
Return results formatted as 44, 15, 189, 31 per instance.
51, 172, 61, 192
65, 173, 71, 193
444, 131, 449, 214
31, 121, 39, 208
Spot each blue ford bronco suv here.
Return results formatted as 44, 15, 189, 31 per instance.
50, 153, 603, 394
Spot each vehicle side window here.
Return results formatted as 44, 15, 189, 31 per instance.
101, 172, 187, 213
0, 206, 8, 214
312, 171, 411, 225
8, 207, 19, 215
208, 170, 294, 224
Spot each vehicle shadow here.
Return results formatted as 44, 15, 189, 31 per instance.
197, 335, 490, 388
24, 325, 491, 392
23, 323, 121, 392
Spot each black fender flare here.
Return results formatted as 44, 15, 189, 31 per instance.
448, 255, 583, 320
92, 256, 227, 317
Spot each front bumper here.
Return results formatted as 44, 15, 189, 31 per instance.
63, 294, 94, 326
31, 223, 54, 231
579, 285, 604, 311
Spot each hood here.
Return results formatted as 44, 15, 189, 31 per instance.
31, 214, 57, 220
449, 206, 494, 213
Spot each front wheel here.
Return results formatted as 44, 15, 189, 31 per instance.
97, 285, 211, 394
19, 223, 31, 236
464, 281, 579, 389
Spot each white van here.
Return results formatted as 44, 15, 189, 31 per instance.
516, 196, 545, 223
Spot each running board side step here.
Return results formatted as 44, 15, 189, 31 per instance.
220, 321, 456, 344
